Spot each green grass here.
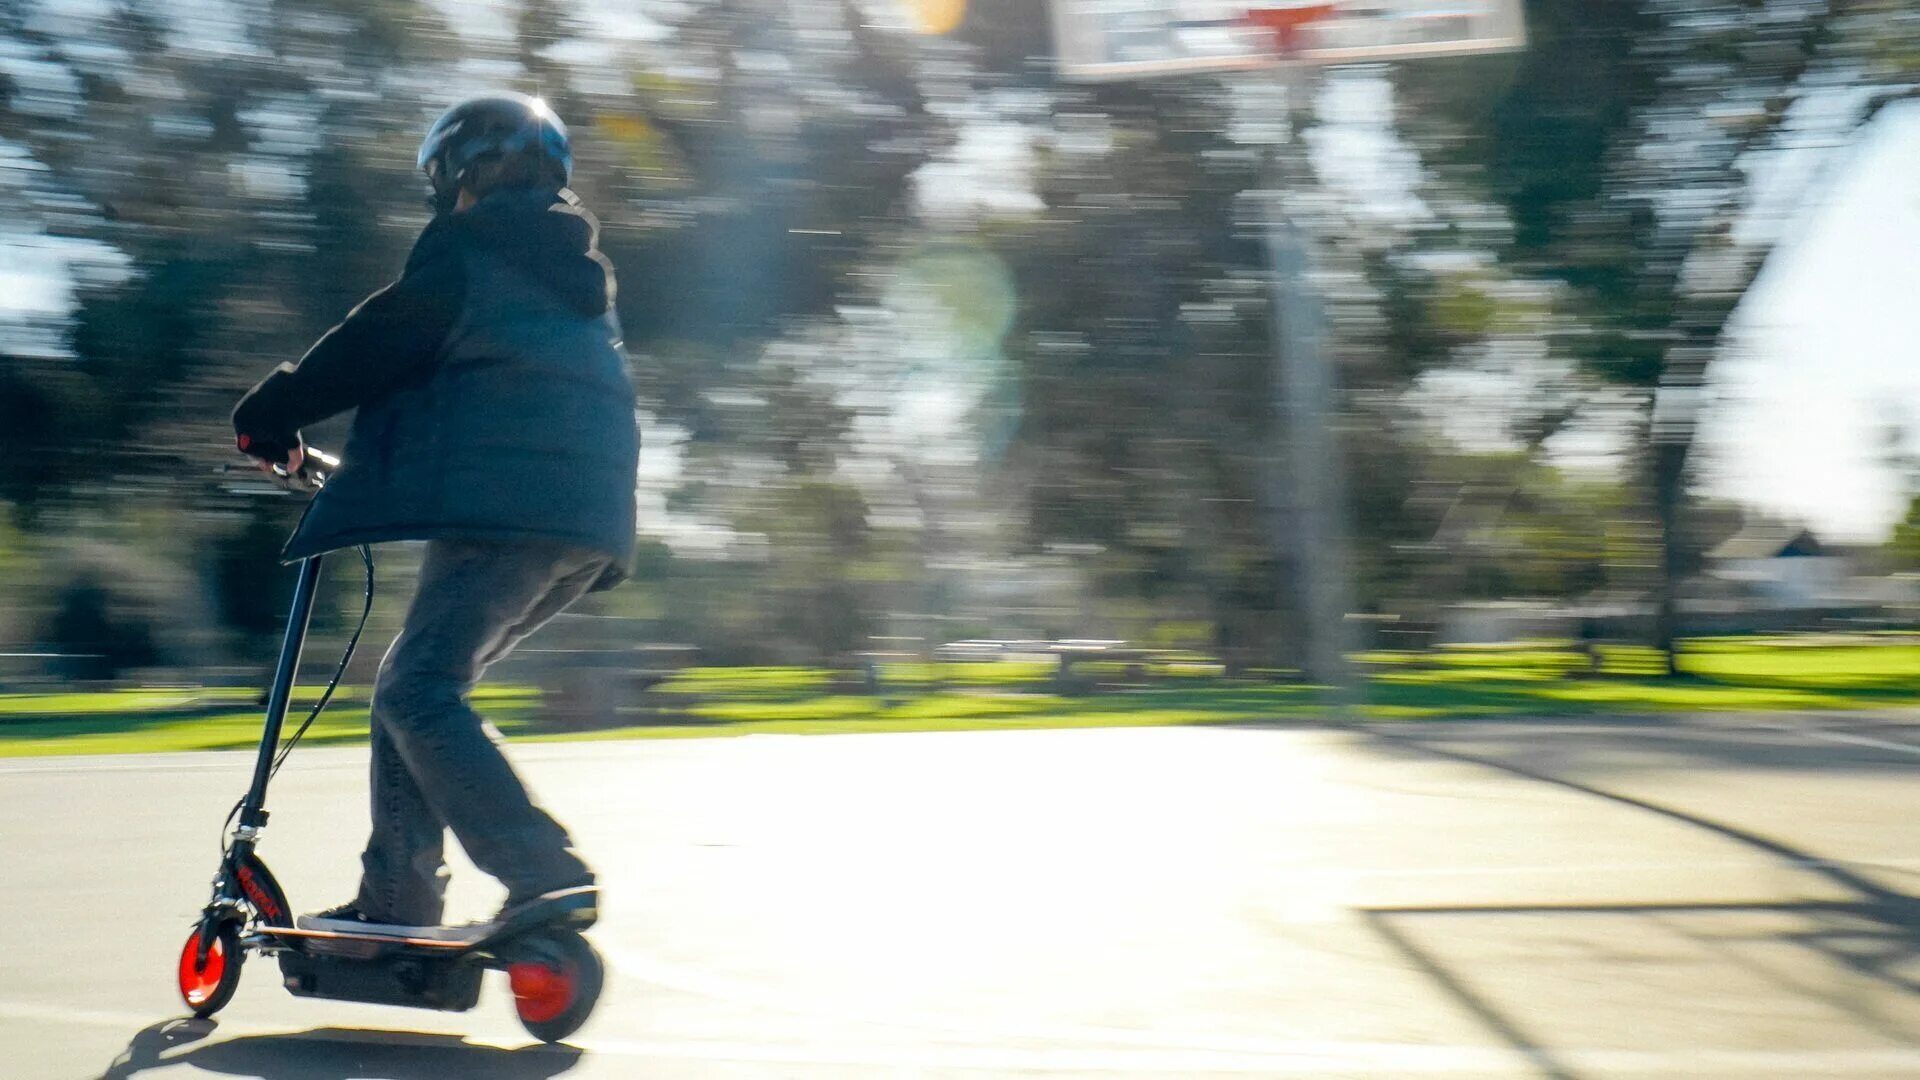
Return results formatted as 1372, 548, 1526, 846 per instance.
1, 635, 1915, 757
0, 687, 539, 757
1355, 636, 1920, 719
0, 687, 253, 717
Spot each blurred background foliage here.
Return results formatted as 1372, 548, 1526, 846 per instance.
0, 0, 1914, 680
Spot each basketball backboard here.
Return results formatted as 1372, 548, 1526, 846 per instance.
1050, 0, 1526, 83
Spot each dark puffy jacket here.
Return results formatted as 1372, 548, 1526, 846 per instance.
233, 189, 638, 587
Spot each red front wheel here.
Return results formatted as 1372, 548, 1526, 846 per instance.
177, 922, 243, 1018
508, 931, 603, 1043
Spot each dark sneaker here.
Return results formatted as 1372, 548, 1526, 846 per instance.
298, 902, 379, 932
298, 902, 462, 939
495, 882, 598, 930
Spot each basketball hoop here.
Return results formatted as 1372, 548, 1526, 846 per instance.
1049, 0, 1526, 84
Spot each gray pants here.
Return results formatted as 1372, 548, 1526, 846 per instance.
354, 538, 610, 925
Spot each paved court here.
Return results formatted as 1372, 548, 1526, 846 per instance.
2, 715, 1917, 1078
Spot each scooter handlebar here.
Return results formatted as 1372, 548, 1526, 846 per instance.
221, 447, 340, 491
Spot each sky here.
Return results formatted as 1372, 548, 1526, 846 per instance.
1697, 100, 1920, 542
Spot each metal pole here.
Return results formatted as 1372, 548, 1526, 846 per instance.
1262, 138, 1353, 690
239, 555, 323, 828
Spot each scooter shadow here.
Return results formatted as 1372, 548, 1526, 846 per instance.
99, 1017, 586, 1079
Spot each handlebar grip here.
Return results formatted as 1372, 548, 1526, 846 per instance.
273, 449, 337, 490
223, 447, 340, 491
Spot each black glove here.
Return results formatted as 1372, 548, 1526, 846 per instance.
234, 431, 299, 465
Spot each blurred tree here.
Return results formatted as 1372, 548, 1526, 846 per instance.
1889, 497, 1920, 572
1, 0, 959, 663
1401, 0, 1919, 672
9, 0, 1907, 673
968, 60, 1598, 667
576, 0, 956, 660
0, 0, 453, 495
589, 0, 944, 347
970, 82, 1294, 665
951, 0, 1053, 81
38, 538, 222, 680
1883, 407, 1920, 571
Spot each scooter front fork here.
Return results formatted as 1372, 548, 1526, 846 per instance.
197, 847, 292, 963
195, 855, 248, 965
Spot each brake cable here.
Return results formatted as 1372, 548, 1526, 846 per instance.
219, 542, 376, 854
271, 543, 375, 778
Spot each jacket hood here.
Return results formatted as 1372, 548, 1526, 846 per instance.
408, 188, 615, 317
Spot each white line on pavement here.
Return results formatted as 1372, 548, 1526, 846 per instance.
0, 750, 266, 775
1729, 717, 1920, 758
1788, 727, 1920, 757
9, 717, 1920, 776
0, 742, 655, 775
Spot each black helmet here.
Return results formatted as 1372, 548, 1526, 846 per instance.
417, 93, 572, 213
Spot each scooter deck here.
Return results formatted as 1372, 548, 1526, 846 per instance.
259, 925, 474, 949
260, 886, 597, 953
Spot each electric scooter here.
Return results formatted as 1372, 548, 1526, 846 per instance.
177, 449, 604, 1043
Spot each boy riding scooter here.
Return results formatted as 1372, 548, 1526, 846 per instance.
231, 93, 639, 935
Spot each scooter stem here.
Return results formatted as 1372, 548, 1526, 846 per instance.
239, 555, 324, 831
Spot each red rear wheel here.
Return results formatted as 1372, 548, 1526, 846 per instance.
508, 962, 573, 1023
508, 931, 602, 1043
177, 922, 242, 1018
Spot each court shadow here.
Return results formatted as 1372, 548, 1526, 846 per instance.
99, 1018, 586, 1079
1363, 897, 1920, 1080
1351, 726, 1920, 1079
